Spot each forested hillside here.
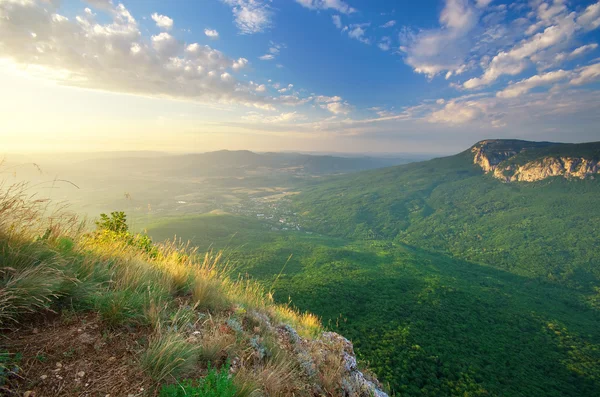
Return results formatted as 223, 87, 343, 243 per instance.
292, 142, 600, 288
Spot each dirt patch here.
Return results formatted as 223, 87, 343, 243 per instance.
1, 313, 155, 396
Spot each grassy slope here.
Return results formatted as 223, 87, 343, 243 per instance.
291, 149, 600, 288
145, 214, 600, 396
1, 193, 372, 397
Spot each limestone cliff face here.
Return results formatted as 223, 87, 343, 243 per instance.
471, 140, 600, 182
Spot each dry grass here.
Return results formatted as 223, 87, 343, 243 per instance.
196, 325, 237, 365
0, 181, 350, 396
140, 328, 199, 381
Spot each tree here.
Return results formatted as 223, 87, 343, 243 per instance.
95, 211, 128, 234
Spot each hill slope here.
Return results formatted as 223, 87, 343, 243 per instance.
292, 140, 600, 287
0, 191, 388, 397
145, 213, 600, 396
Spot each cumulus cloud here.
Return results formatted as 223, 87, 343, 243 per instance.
221, 0, 272, 34
323, 101, 351, 115
151, 13, 173, 30
463, 1, 600, 90
380, 20, 396, 28
569, 62, 600, 86
0, 0, 274, 109
232, 57, 249, 70
496, 69, 571, 98
204, 28, 219, 38
428, 100, 485, 124
400, 0, 479, 78
295, 0, 356, 15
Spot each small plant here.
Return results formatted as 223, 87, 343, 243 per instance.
140, 331, 199, 381
159, 365, 236, 397
0, 351, 22, 388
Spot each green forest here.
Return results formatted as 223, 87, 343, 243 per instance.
146, 212, 600, 396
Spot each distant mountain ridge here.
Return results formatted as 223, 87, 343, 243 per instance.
66, 150, 419, 178
471, 139, 600, 182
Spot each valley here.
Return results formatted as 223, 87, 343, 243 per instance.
3, 140, 600, 396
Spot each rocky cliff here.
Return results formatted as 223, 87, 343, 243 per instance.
471, 140, 600, 182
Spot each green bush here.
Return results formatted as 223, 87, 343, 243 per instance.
159, 365, 236, 397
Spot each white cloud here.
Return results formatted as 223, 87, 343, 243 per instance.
380, 20, 396, 28
464, 1, 600, 90
204, 28, 219, 38
232, 57, 249, 71
0, 0, 277, 110
243, 111, 305, 123
259, 41, 285, 60
151, 32, 180, 56
221, 0, 272, 34
295, 0, 356, 15
577, 2, 600, 31
570, 43, 598, 58
475, 0, 493, 8
151, 13, 173, 30
428, 100, 485, 124
378, 36, 391, 51
347, 23, 370, 44
323, 101, 351, 115
332, 14, 342, 29
496, 69, 571, 98
314, 95, 342, 103
569, 62, 600, 86
401, 0, 479, 78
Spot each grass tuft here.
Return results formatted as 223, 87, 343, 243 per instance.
140, 330, 199, 381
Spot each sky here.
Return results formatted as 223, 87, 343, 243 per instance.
1, 0, 600, 154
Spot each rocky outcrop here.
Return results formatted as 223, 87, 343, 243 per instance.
240, 310, 389, 397
471, 140, 600, 182
276, 325, 389, 397
492, 157, 600, 182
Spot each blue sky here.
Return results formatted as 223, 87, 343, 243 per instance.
1, 0, 600, 153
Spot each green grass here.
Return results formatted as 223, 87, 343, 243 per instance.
141, 331, 200, 381
159, 365, 236, 397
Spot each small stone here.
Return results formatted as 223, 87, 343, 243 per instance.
85, 383, 89, 387
23, 391, 35, 397
77, 371, 85, 377
55, 362, 62, 368
40, 375, 47, 380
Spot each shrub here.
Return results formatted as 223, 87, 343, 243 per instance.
159, 365, 236, 397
